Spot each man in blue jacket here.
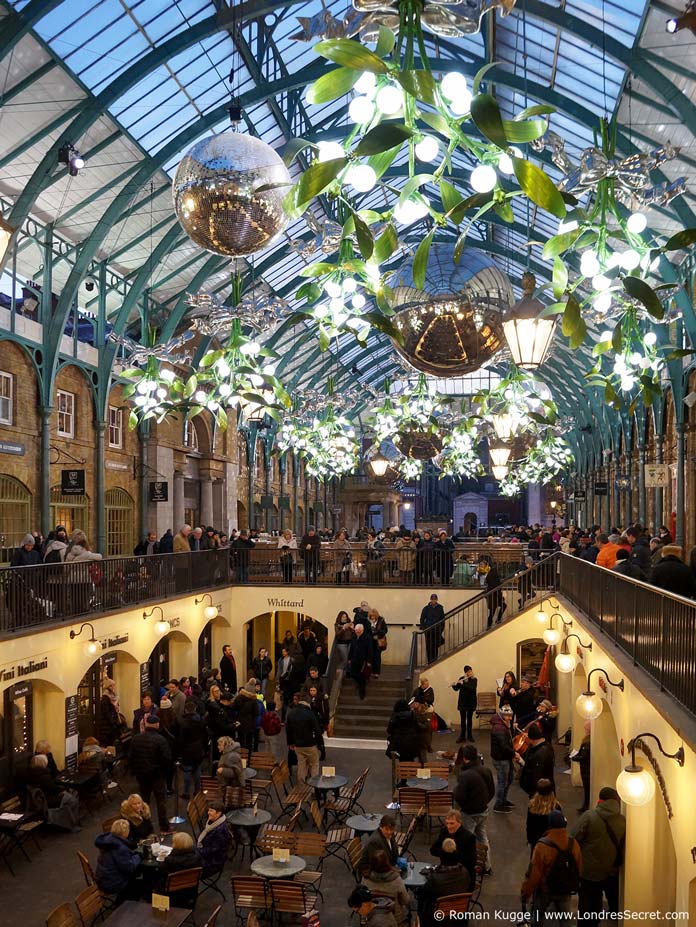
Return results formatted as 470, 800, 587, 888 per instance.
94, 819, 142, 904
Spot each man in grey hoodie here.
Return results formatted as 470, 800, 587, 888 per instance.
570, 786, 626, 915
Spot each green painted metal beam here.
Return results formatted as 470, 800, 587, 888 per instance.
0, 0, 64, 62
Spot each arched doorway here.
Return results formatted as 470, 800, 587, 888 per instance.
0, 680, 34, 794
463, 512, 477, 535
74, 649, 139, 744
244, 610, 329, 679
50, 485, 89, 537
105, 487, 136, 555
0, 475, 32, 556
148, 630, 193, 697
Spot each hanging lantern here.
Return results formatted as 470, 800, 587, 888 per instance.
489, 443, 511, 468
502, 272, 557, 370
491, 463, 508, 481
369, 452, 390, 478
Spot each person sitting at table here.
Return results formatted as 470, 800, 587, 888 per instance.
26, 754, 82, 832
362, 849, 410, 926
418, 838, 472, 927
196, 800, 231, 877
33, 740, 59, 778
77, 736, 110, 792
94, 818, 142, 905
430, 809, 477, 886
348, 885, 398, 927
216, 736, 245, 791
120, 793, 153, 842
359, 814, 399, 875
159, 831, 201, 877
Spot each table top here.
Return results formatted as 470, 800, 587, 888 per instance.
244, 767, 257, 779
56, 770, 99, 787
226, 807, 272, 827
251, 854, 306, 878
101, 900, 191, 926
307, 775, 348, 790
404, 861, 432, 888
0, 812, 30, 830
405, 777, 449, 791
346, 814, 380, 833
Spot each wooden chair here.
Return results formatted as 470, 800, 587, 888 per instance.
230, 876, 270, 925
292, 832, 326, 898
187, 793, 208, 838
434, 893, 472, 915
1, 795, 42, 854
164, 866, 203, 916
46, 903, 78, 927
100, 814, 120, 834
396, 761, 422, 782
74, 886, 105, 927
337, 767, 369, 813
268, 879, 318, 919
0, 832, 19, 876
469, 843, 489, 908
310, 800, 353, 860
474, 693, 497, 730
224, 784, 255, 810
250, 774, 274, 809
397, 788, 426, 827
345, 836, 364, 882
255, 828, 295, 855
203, 906, 223, 927
426, 790, 455, 833
76, 851, 95, 887
201, 775, 223, 800
424, 762, 451, 779
272, 768, 310, 820
395, 808, 423, 860
249, 752, 277, 770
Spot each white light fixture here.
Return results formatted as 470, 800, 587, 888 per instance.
576, 668, 624, 720
403, 501, 412, 510
196, 593, 219, 621
554, 651, 577, 673
440, 71, 468, 101
316, 141, 345, 162
543, 626, 562, 646
536, 603, 547, 624
666, 10, 696, 33
502, 271, 557, 370
349, 95, 375, 124
355, 71, 377, 95
491, 463, 508, 481
375, 85, 402, 116
144, 606, 170, 636
415, 136, 439, 163
470, 164, 497, 193
626, 212, 647, 234
369, 451, 390, 478
498, 147, 522, 175
616, 733, 684, 806
70, 622, 102, 657
346, 164, 376, 193
489, 443, 511, 468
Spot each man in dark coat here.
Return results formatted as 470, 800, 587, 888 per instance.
650, 546, 696, 598
626, 526, 651, 579
430, 809, 476, 885
419, 594, 445, 663
300, 526, 321, 584
134, 532, 160, 556
348, 623, 372, 700
159, 529, 174, 553
419, 838, 472, 927
518, 723, 556, 796
219, 644, 238, 694
231, 530, 254, 582
434, 530, 455, 585
571, 787, 626, 915
451, 664, 477, 743
12, 534, 42, 567
612, 548, 642, 579
453, 744, 495, 870
359, 814, 399, 875
490, 705, 515, 812
128, 715, 172, 832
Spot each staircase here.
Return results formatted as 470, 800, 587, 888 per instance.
333, 664, 407, 739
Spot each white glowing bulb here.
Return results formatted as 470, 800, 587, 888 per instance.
329, 297, 344, 312
606, 251, 622, 269
470, 164, 497, 193
324, 280, 341, 298
592, 274, 611, 292
134, 395, 147, 407
355, 71, 377, 96
627, 212, 647, 234
576, 691, 603, 720
375, 85, 402, 115
497, 148, 521, 175
352, 293, 366, 309
543, 627, 562, 646
345, 163, 376, 193
621, 249, 641, 271
448, 89, 473, 116
263, 364, 276, 376
316, 141, 344, 162
616, 767, 655, 806
630, 352, 642, 365
218, 383, 232, 397
580, 251, 600, 277
155, 619, 170, 635
644, 331, 657, 346
136, 380, 149, 395
349, 96, 375, 124
600, 330, 613, 342
415, 136, 439, 163
441, 71, 468, 101
160, 368, 176, 383
558, 219, 579, 234
240, 341, 261, 355
249, 374, 263, 387
393, 197, 429, 225
204, 604, 218, 620
194, 390, 206, 403
555, 652, 577, 674
342, 277, 357, 293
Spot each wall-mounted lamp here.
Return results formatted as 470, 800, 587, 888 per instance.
542, 614, 562, 647
143, 606, 170, 635
554, 633, 592, 674
403, 501, 412, 511
616, 733, 684, 806
576, 668, 624, 720
195, 593, 219, 621
70, 622, 101, 657
536, 602, 547, 624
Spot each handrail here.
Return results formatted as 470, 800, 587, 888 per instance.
324, 637, 343, 735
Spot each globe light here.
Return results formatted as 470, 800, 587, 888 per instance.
543, 627, 562, 646
592, 274, 611, 292
555, 651, 577, 673
346, 163, 376, 193
536, 605, 547, 624
352, 293, 366, 309
155, 618, 170, 635
342, 277, 357, 293
580, 251, 600, 277
324, 280, 342, 298
470, 164, 497, 193
316, 141, 345, 162
491, 464, 508, 481
393, 197, 429, 225
415, 135, 439, 163
204, 604, 218, 620
498, 147, 522, 175
85, 638, 101, 657
621, 249, 641, 271
441, 71, 468, 101
160, 368, 176, 383
355, 71, 377, 96
558, 219, 579, 234
576, 690, 604, 720
626, 212, 648, 234
375, 85, 402, 115
594, 293, 612, 313
448, 89, 473, 116
644, 331, 657, 347
349, 95, 375, 124
616, 766, 655, 806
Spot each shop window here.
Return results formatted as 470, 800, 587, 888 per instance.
50, 486, 89, 538
0, 371, 13, 425
0, 476, 32, 549
108, 405, 122, 449
57, 389, 75, 438
105, 487, 135, 556
184, 506, 198, 530
184, 420, 198, 451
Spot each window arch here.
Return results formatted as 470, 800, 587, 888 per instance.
184, 419, 198, 451
50, 486, 90, 539
105, 487, 135, 556
0, 475, 32, 549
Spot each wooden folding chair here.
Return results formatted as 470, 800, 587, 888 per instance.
76, 851, 95, 887
74, 886, 105, 927
424, 762, 451, 779
230, 876, 270, 925
268, 879, 318, 919
100, 814, 120, 834
310, 800, 353, 860
1, 795, 42, 855
249, 752, 277, 771
292, 832, 326, 899
474, 693, 497, 730
396, 761, 422, 782
435, 893, 472, 914
46, 903, 78, 927
345, 836, 364, 882
164, 866, 202, 918
395, 808, 423, 860
425, 790, 454, 834
201, 775, 223, 801
397, 788, 426, 827
272, 768, 310, 820
203, 906, 223, 927
224, 784, 255, 810
255, 828, 295, 855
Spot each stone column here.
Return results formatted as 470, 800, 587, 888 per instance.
95, 420, 106, 555
637, 444, 647, 526
676, 423, 685, 548
224, 461, 238, 535
654, 435, 664, 530
173, 471, 185, 530
200, 476, 214, 528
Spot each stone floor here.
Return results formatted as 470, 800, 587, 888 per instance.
6, 724, 585, 925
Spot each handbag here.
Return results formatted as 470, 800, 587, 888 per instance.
430, 713, 438, 731
377, 635, 388, 651
361, 662, 372, 680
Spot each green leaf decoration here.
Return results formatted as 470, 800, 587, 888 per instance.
128, 410, 138, 431
513, 157, 566, 219
298, 262, 336, 278
184, 375, 198, 399
374, 224, 399, 263
413, 228, 435, 290
440, 179, 463, 214
569, 316, 587, 350
215, 406, 228, 431
368, 144, 402, 180
552, 256, 568, 299
319, 328, 331, 351
398, 173, 435, 203
665, 348, 693, 360
612, 320, 623, 354
514, 104, 556, 120
561, 294, 587, 348
503, 118, 548, 143
396, 70, 436, 105
199, 350, 222, 368
296, 281, 322, 303
296, 157, 346, 205
542, 229, 580, 260
375, 25, 396, 57
306, 68, 358, 105
282, 137, 313, 166
355, 123, 414, 156
622, 276, 665, 320
493, 200, 513, 223
353, 211, 374, 260
592, 340, 612, 357
313, 39, 388, 73
472, 62, 498, 94
418, 110, 453, 140
470, 93, 508, 149
663, 228, 696, 251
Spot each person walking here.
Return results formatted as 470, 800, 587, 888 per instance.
251, 647, 273, 697
128, 715, 172, 833
490, 704, 515, 813
526, 779, 563, 850
176, 699, 205, 799
478, 558, 506, 626
285, 694, 324, 782
452, 743, 495, 872
386, 700, 421, 763
367, 607, 388, 678
571, 787, 626, 916
518, 723, 556, 796
452, 664, 477, 743
571, 723, 592, 813
219, 644, 238, 694
419, 594, 445, 664
521, 810, 582, 923
333, 529, 353, 584
348, 623, 372, 700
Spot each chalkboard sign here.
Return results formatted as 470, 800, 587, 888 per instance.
140, 662, 150, 694
65, 695, 79, 772
594, 481, 608, 496
61, 469, 85, 495
149, 481, 169, 502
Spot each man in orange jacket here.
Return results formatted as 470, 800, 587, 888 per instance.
521, 810, 583, 919
595, 534, 621, 569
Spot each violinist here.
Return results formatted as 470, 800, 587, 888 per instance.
496, 671, 517, 708
510, 676, 537, 725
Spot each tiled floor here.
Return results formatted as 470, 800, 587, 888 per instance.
6, 725, 584, 925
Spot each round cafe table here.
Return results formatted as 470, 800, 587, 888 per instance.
346, 813, 380, 835
404, 861, 430, 889
251, 854, 306, 879
226, 807, 272, 862
406, 777, 448, 791
307, 774, 348, 804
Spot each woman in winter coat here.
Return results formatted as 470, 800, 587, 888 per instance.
367, 608, 388, 677
386, 699, 421, 762
217, 736, 245, 790
159, 831, 201, 878
416, 531, 436, 585
362, 850, 410, 926
251, 648, 273, 697
206, 685, 235, 757
526, 779, 563, 851
332, 529, 353, 584
177, 699, 206, 799
120, 793, 153, 842
306, 683, 330, 732
231, 681, 259, 754
64, 528, 103, 612
196, 801, 231, 876
94, 819, 141, 902
497, 670, 517, 708
334, 610, 355, 669
395, 534, 417, 584
99, 678, 124, 747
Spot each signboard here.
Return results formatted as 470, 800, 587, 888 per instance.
313, 501, 324, 514
594, 482, 608, 496
61, 469, 85, 495
260, 494, 274, 509
101, 652, 117, 667
65, 695, 79, 772
574, 490, 586, 501
645, 463, 669, 488
0, 441, 25, 456
279, 495, 290, 510
149, 481, 169, 502
140, 662, 150, 694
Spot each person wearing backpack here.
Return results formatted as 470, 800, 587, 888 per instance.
521, 810, 582, 921
570, 786, 626, 915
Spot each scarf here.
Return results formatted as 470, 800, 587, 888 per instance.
197, 813, 227, 847
105, 688, 120, 714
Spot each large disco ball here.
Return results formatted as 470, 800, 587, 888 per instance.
172, 133, 291, 257
388, 246, 512, 376
394, 429, 443, 460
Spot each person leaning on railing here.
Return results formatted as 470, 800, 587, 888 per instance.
332, 530, 353, 584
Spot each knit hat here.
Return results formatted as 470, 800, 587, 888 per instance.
547, 810, 567, 829
159, 698, 172, 709
144, 714, 159, 726
21, 534, 34, 547
500, 705, 513, 716
244, 681, 257, 694
539, 699, 553, 711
